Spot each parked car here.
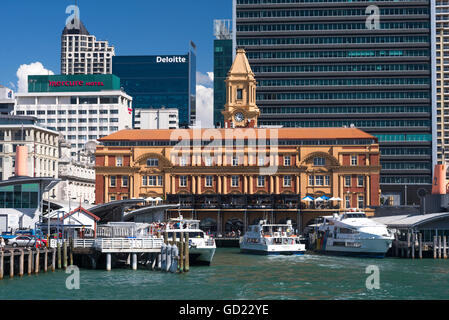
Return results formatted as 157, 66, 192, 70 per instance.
8, 236, 44, 248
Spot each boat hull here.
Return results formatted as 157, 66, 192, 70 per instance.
314, 238, 393, 258
240, 248, 305, 255
189, 247, 216, 265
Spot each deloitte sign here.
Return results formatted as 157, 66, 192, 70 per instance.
156, 56, 187, 64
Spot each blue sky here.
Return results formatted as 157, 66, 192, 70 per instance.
0, 0, 232, 89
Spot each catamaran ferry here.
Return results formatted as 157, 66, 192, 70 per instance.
310, 210, 394, 258
240, 220, 306, 255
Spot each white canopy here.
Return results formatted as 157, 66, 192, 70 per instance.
145, 197, 156, 202
329, 197, 342, 201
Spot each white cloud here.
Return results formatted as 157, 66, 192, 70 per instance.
16, 62, 54, 92
195, 84, 214, 128
196, 71, 214, 87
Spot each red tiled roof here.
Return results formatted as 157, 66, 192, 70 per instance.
98, 127, 376, 142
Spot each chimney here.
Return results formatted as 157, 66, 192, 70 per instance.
15, 146, 28, 177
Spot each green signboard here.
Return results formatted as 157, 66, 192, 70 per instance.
28, 74, 121, 93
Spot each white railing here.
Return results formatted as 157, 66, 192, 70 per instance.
73, 239, 96, 248
95, 238, 164, 251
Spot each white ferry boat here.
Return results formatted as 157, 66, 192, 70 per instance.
240, 220, 306, 255
311, 210, 394, 258
163, 217, 216, 265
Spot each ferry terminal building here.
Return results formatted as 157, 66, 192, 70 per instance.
94, 49, 381, 233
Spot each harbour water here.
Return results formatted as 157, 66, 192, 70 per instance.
0, 248, 448, 300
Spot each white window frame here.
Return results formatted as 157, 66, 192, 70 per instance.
314, 157, 325, 166
148, 176, 157, 186
345, 195, 351, 208
116, 156, 123, 167
122, 175, 128, 187
258, 156, 265, 166
110, 176, 116, 187
147, 158, 159, 167
157, 176, 163, 186
258, 176, 265, 187
231, 175, 239, 187
345, 175, 351, 187
325, 175, 330, 186
179, 176, 187, 187
283, 175, 291, 187
232, 155, 239, 166
309, 175, 314, 186
315, 175, 324, 186
284, 155, 291, 166
357, 175, 364, 187
205, 176, 213, 187
358, 195, 364, 209
351, 155, 358, 166
142, 176, 147, 186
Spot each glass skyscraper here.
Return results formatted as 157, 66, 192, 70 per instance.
235, 0, 436, 205
112, 46, 196, 127
214, 40, 233, 127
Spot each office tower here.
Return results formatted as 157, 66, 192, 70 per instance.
214, 20, 234, 127
112, 43, 197, 128
436, 0, 449, 169
61, 18, 115, 75
235, 0, 435, 205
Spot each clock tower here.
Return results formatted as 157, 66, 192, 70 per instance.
222, 48, 260, 128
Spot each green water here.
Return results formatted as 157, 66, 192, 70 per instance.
0, 248, 448, 300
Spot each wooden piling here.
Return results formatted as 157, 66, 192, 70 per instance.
19, 250, 24, 276
184, 232, 189, 272
35, 249, 40, 274
394, 233, 398, 257
57, 242, 61, 269
411, 234, 415, 259
63, 241, 68, 269
28, 249, 33, 275
106, 253, 111, 271
179, 233, 184, 272
44, 248, 48, 272
163, 232, 168, 244
444, 236, 448, 259
438, 236, 442, 259
407, 232, 411, 258
9, 250, 14, 278
419, 233, 423, 259
51, 248, 56, 272
0, 250, 3, 280
434, 236, 437, 259
70, 239, 74, 266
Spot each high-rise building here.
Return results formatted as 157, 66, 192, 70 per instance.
15, 74, 132, 156
112, 44, 197, 128
436, 0, 449, 169
134, 108, 179, 130
61, 18, 115, 75
214, 20, 234, 128
235, 0, 435, 205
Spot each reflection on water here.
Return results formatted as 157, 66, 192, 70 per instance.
1, 248, 449, 300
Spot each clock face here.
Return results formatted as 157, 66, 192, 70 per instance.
234, 112, 245, 122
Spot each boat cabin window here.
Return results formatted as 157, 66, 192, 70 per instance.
344, 213, 366, 219
188, 232, 204, 238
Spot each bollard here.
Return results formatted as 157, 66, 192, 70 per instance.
106, 253, 112, 271
0, 250, 3, 280
160, 243, 167, 271
35, 249, 40, 274
19, 250, 24, 277
185, 232, 190, 272
9, 250, 14, 278
57, 242, 61, 269
165, 244, 172, 272
170, 245, 178, 273
179, 233, 184, 272
63, 241, 68, 269
444, 236, 448, 259
51, 248, 56, 272
434, 236, 437, 259
28, 249, 33, 274
44, 248, 48, 272
419, 233, 423, 259
132, 253, 137, 270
